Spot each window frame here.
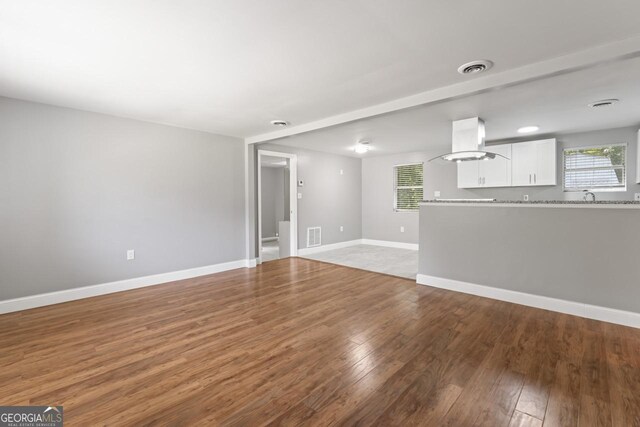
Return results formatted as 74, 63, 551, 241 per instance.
562, 143, 627, 193
393, 162, 424, 212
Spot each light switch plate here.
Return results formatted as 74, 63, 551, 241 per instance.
340, 226, 344, 232
127, 249, 135, 260
400, 226, 405, 233
635, 193, 640, 201
297, 193, 302, 199
434, 191, 441, 198
340, 169, 344, 175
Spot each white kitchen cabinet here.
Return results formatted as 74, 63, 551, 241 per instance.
480, 144, 512, 187
511, 142, 536, 186
511, 138, 557, 186
457, 161, 480, 188
457, 144, 512, 188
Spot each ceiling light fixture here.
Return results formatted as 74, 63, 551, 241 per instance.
270, 120, 289, 127
588, 99, 619, 108
457, 60, 493, 75
517, 125, 540, 134
354, 140, 371, 154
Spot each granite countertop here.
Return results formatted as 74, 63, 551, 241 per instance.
422, 199, 640, 205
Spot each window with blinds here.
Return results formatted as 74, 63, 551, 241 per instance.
394, 163, 424, 211
563, 144, 626, 191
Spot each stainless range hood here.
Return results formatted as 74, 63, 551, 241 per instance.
429, 117, 508, 163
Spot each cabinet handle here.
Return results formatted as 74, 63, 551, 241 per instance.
534, 173, 537, 184
529, 174, 531, 184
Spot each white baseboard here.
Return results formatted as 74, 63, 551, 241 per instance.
361, 239, 418, 251
0, 259, 253, 315
298, 239, 362, 256
417, 274, 640, 329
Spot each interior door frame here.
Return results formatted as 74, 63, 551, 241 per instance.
257, 150, 298, 263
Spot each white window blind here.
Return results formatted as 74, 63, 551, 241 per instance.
563, 144, 626, 191
394, 163, 423, 211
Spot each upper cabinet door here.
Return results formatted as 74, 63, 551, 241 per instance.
457, 161, 480, 188
480, 144, 512, 187
534, 139, 557, 185
511, 142, 536, 186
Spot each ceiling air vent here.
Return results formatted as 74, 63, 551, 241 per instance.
457, 60, 493, 75
306, 227, 321, 248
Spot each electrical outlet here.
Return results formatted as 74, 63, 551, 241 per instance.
340, 226, 344, 232
400, 226, 405, 233
523, 195, 529, 201
127, 249, 135, 260
635, 193, 640, 201
434, 191, 441, 198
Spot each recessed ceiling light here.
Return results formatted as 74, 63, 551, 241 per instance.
517, 126, 540, 134
354, 140, 371, 154
588, 99, 619, 108
270, 120, 289, 127
457, 60, 493, 75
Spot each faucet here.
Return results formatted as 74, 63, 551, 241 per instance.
583, 190, 596, 202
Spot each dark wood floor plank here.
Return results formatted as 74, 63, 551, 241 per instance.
0, 257, 639, 426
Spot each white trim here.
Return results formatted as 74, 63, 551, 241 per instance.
416, 274, 640, 329
361, 239, 418, 250
0, 259, 252, 315
257, 150, 298, 261
244, 144, 251, 262
298, 239, 362, 256
245, 37, 640, 144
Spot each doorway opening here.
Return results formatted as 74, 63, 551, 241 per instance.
258, 150, 298, 263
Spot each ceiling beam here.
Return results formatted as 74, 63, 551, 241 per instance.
245, 35, 640, 145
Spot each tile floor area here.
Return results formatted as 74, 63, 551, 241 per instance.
261, 239, 280, 262
301, 244, 418, 279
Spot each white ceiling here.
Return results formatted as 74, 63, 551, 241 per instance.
2, 0, 640, 138
268, 56, 640, 157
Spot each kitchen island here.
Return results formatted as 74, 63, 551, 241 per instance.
417, 200, 640, 327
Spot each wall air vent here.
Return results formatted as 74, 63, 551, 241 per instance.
306, 227, 322, 248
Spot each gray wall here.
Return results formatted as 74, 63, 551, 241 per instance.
260, 166, 286, 239
258, 143, 362, 249
362, 152, 425, 244
418, 204, 640, 313
0, 97, 245, 300
363, 126, 640, 243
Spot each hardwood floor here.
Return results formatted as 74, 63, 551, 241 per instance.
1, 258, 639, 426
